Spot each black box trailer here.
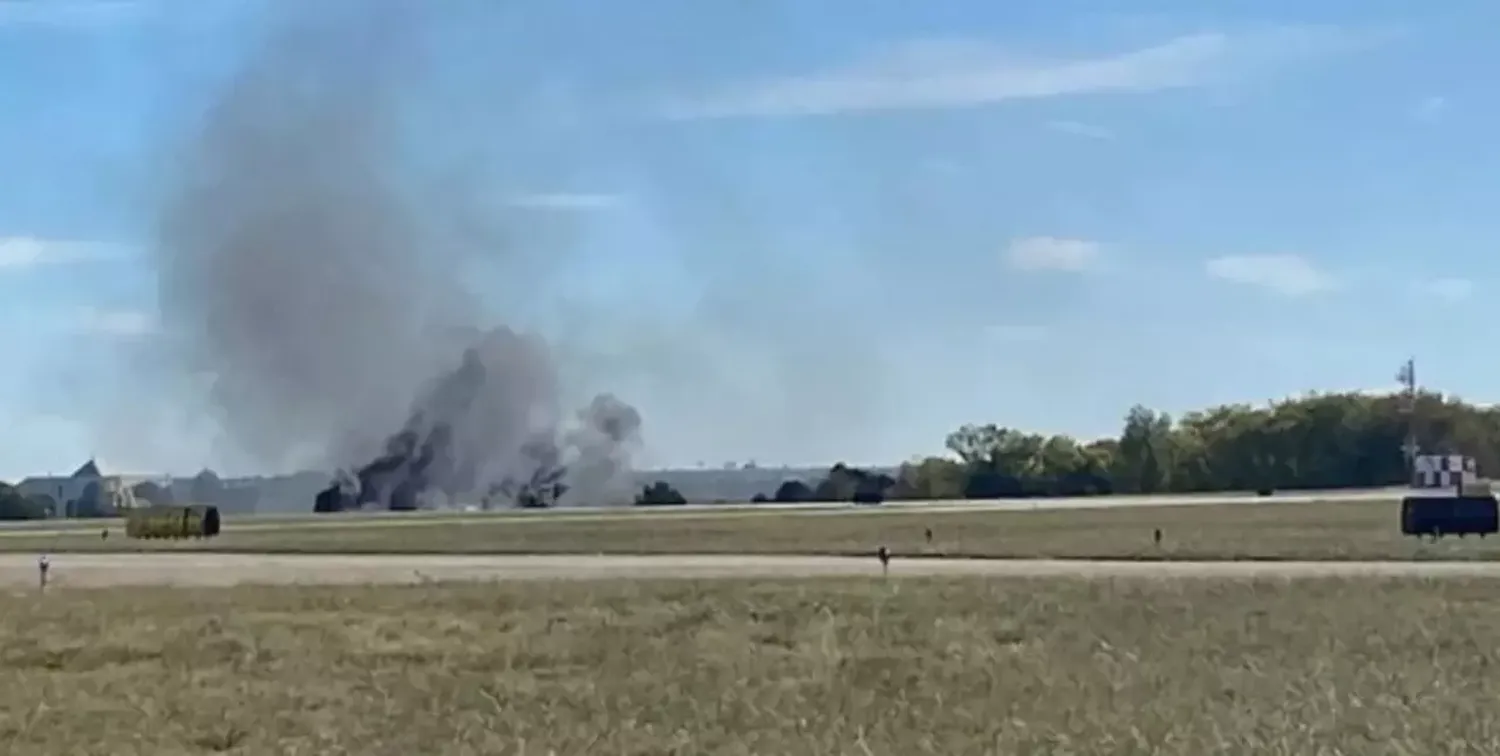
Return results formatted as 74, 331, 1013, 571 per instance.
1400, 494, 1499, 538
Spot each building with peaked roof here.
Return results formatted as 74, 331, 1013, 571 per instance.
14, 458, 161, 518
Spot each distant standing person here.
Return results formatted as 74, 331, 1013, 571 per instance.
37, 554, 50, 591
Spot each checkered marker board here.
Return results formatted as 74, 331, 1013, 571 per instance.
1413, 454, 1478, 490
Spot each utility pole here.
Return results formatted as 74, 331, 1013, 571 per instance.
1397, 357, 1419, 484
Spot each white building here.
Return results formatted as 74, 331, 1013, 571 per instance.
14, 459, 162, 517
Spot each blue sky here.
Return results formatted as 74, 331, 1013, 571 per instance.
1, 0, 1498, 479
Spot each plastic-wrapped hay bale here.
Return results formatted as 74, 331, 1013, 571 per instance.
124, 506, 181, 539
125, 504, 221, 539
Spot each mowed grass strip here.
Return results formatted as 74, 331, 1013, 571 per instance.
3, 498, 1499, 561
0, 501, 849, 533
2, 576, 1498, 755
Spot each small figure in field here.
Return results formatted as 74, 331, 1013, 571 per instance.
877, 545, 890, 575
924, 527, 933, 545
1153, 528, 1163, 547
37, 554, 50, 591
100, 529, 108, 541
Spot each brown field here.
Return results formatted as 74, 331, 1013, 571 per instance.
0, 498, 1495, 561
0, 575, 1496, 755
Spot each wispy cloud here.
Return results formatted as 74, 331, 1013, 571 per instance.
71, 307, 157, 337
1416, 276, 1473, 302
1005, 236, 1104, 273
984, 324, 1049, 343
1205, 253, 1335, 297
919, 158, 965, 177
661, 25, 1383, 119
1412, 95, 1448, 123
1047, 120, 1115, 140
0, 0, 148, 28
0, 237, 122, 269
504, 193, 622, 211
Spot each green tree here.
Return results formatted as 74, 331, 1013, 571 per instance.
132, 480, 174, 507
773, 480, 814, 502
892, 457, 967, 499
936, 389, 1493, 498
26, 494, 57, 518
805, 463, 891, 502
0, 484, 47, 521
945, 424, 1045, 475
1113, 406, 1174, 494
635, 481, 688, 506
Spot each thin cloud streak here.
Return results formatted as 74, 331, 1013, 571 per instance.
0, 237, 125, 269
504, 193, 623, 211
1005, 236, 1104, 273
1047, 120, 1115, 140
0, 0, 150, 28
660, 25, 1387, 119
71, 307, 158, 337
1205, 253, 1335, 297
985, 324, 1049, 343
1413, 95, 1448, 122
1417, 276, 1473, 302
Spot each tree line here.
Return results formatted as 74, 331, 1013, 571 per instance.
754, 390, 1491, 503
3, 388, 1489, 518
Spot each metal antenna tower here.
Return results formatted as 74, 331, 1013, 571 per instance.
1397, 357, 1419, 483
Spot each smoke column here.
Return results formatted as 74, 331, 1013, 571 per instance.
153, 1, 644, 507
155, 1, 450, 468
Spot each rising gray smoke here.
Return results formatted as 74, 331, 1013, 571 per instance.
154, 1, 644, 508
345, 328, 643, 509
558, 392, 643, 506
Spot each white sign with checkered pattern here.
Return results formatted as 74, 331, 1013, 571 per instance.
1413, 454, 1478, 490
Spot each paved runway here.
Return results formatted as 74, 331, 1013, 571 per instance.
0, 489, 1422, 589
8, 552, 1500, 589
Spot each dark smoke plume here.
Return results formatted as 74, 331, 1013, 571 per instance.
344, 330, 643, 510
155, 2, 644, 508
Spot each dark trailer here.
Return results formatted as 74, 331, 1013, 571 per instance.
1400, 493, 1499, 539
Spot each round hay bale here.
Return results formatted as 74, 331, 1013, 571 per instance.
125, 504, 221, 540
201, 506, 221, 537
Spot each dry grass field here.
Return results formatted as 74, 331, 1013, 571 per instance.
2, 498, 1497, 561
1, 575, 1497, 755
